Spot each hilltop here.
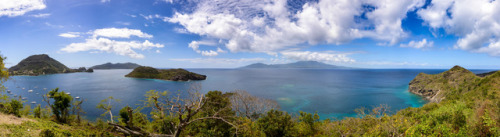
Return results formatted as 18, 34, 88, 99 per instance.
125, 66, 206, 81
90, 62, 141, 69
241, 61, 350, 69
8, 54, 92, 75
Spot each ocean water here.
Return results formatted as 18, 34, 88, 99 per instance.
1, 69, 493, 120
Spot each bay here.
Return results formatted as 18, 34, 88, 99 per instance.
2, 68, 493, 120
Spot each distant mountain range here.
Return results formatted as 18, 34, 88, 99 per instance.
9, 54, 92, 75
240, 61, 350, 69
90, 62, 141, 69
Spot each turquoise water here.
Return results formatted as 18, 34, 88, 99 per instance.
1, 69, 493, 120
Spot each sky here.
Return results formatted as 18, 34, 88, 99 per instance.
1, 0, 500, 69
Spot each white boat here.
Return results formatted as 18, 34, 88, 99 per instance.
28, 90, 33, 93
75, 96, 80, 99
35, 93, 39, 95
66, 92, 71, 95
43, 88, 47, 90
30, 101, 36, 104
21, 97, 27, 100
22, 88, 25, 90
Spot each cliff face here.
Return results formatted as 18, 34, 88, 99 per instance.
125, 66, 206, 81
408, 66, 481, 102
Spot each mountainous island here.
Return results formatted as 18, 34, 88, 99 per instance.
90, 62, 141, 69
8, 54, 92, 76
241, 61, 350, 69
125, 66, 207, 81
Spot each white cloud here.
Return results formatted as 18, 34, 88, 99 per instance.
418, 0, 500, 56
60, 28, 163, 59
188, 40, 226, 56
31, 13, 50, 18
101, 0, 110, 3
167, 0, 425, 54
61, 38, 163, 59
58, 32, 80, 38
0, 0, 46, 17
92, 28, 153, 38
400, 39, 434, 49
280, 51, 355, 63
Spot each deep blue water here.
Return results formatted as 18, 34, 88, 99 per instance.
1, 69, 494, 120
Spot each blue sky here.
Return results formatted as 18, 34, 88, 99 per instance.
1, 0, 500, 69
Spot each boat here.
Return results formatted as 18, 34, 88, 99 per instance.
22, 88, 25, 90
28, 90, 33, 93
35, 93, 39, 95
21, 97, 27, 100
43, 88, 47, 90
75, 96, 80, 99
30, 101, 36, 104
66, 92, 71, 95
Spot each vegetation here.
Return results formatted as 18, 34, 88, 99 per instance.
125, 66, 207, 81
0, 53, 498, 136
42, 88, 73, 123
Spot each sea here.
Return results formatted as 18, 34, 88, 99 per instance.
1, 68, 494, 121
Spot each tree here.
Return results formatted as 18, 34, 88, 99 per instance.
72, 99, 86, 124
43, 88, 72, 123
0, 54, 8, 84
9, 99, 23, 117
97, 96, 120, 123
257, 109, 296, 137
110, 85, 237, 137
34, 104, 41, 118
230, 90, 279, 120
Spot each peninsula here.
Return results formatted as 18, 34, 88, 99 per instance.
125, 66, 206, 81
8, 54, 92, 76
408, 65, 498, 102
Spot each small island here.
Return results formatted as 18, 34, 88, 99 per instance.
125, 66, 206, 81
8, 54, 92, 76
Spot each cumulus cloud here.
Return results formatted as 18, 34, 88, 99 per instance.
58, 32, 80, 38
280, 51, 355, 63
400, 39, 434, 49
418, 0, 500, 56
92, 28, 153, 38
61, 38, 163, 59
188, 40, 226, 56
60, 28, 163, 59
0, 0, 46, 17
167, 0, 425, 54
